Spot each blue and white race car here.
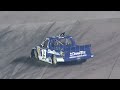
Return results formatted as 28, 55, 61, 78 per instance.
30, 32, 94, 65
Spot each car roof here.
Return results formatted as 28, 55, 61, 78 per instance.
48, 35, 72, 40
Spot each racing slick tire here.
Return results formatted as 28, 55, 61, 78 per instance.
52, 55, 57, 65
31, 49, 38, 60
77, 59, 87, 64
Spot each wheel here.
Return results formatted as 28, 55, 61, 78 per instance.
34, 50, 38, 59
31, 49, 38, 60
78, 59, 87, 63
52, 55, 57, 65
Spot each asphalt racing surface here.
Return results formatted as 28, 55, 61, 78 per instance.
0, 11, 120, 79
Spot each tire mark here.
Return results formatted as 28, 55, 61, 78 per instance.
107, 55, 120, 79
93, 32, 119, 48
36, 65, 49, 79
9, 57, 29, 79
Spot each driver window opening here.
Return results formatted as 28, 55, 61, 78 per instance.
43, 40, 48, 48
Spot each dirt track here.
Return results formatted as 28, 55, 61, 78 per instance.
0, 11, 120, 79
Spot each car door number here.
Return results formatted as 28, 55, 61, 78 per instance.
42, 49, 46, 59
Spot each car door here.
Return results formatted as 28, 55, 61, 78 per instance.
40, 39, 49, 61
41, 49, 46, 60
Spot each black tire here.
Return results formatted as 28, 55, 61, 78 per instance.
78, 59, 87, 63
52, 55, 57, 65
31, 49, 38, 60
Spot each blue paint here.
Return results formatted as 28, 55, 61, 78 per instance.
31, 33, 94, 62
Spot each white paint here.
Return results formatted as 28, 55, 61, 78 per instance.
47, 49, 55, 54
69, 54, 87, 58
38, 56, 52, 64
47, 49, 60, 55
42, 49, 46, 60
70, 51, 87, 56
57, 58, 64, 62
38, 49, 47, 61
91, 55, 94, 57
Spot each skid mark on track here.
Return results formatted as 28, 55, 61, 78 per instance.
1, 19, 120, 78
108, 55, 120, 79
10, 57, 30, 78
36, 65, 49, 79
93, 32, 119, 49
76, 25, 93, 41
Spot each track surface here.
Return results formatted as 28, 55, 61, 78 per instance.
0, 11, 120, 79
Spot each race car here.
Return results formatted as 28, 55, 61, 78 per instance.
30, 32, 94, 65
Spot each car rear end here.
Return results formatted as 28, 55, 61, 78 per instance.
63, 44, 94, 62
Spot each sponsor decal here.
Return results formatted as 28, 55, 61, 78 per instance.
70, 51, 87, 58
47, 49, 60, 55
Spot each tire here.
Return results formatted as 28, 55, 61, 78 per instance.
31, 49, 38, 60
52, 55, 57, 65
78, 59, 87, 63
34, 50, 38, 59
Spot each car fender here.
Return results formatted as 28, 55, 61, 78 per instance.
47, 49, 60, 56
36, 46, 41, 55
